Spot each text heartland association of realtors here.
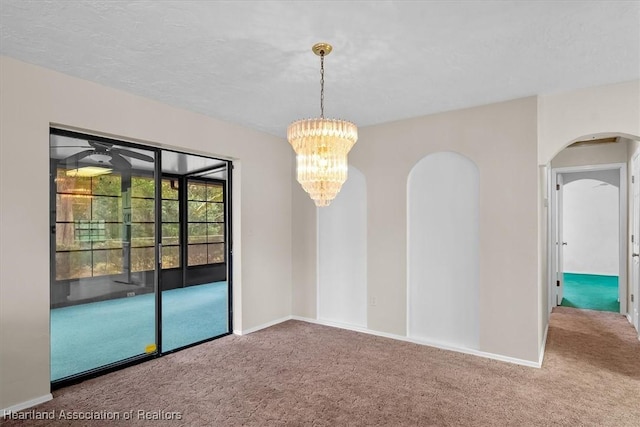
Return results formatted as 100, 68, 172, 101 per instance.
3, 409, 182, 421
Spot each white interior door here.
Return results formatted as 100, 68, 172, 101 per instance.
632, 154, 640, 331
556, 173, 565, 305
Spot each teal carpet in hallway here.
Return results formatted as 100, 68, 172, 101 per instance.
51, 281, 228, 381
561, 273, 619, 312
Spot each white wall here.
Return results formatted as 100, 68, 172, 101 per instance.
551, 142, 629, 169
538, 80, 640, 165
562, 177, 619, 276
407, 152, 479, 349
293, 96, 540, 363
318, 166, 367, 327
0, 56, 293, 410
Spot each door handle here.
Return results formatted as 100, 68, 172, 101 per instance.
562, 242, 568, 246
633, 253, 640, 258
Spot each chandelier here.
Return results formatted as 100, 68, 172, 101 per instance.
287, 43, 358, 207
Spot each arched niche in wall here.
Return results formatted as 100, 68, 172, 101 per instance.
318, 165, 367, 327
407, 151, 479, 349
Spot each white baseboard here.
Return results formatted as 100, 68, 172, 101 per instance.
1, 393, 53, 417
291, 316, 541, 368
234, 315, 292, 336
538, 323, 550, 367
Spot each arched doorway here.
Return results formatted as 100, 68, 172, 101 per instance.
547, 134, 639, 327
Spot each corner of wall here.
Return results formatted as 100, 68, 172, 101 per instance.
291, 169, 318, 319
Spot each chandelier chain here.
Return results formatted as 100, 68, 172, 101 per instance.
320, 51, 325, 118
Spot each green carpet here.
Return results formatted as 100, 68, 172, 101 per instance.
560, 273, 619, 312
51, 281, 228, 381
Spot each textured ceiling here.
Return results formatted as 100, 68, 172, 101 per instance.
1, 1, 639, 137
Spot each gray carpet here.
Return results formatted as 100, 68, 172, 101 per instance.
4, 307, 640, 426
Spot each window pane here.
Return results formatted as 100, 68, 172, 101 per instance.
188, 244, 208, 266
92, 249, 123, 276
56, 251, 92, 280
71, 196, 93, 220
187, 182, 207, 201
131, 247, 155, 272
92, 224, 123, 249
57, 194, 91, 221
56, 171, 91, 194
162, 223, 180, 246
162, 200, 179, 222
131, 198, 154, 222
207, 184, 223, 202
131, 223, 155, 247
188, 223, 207, 244
188, 201, 207, 222
92, 174, 121, 196
56, 223, 90, 251
207, 223, 224, 243
162, 246, 180, 269
207, 202, 224, 222
207, 243, 225, 264
93, 196, 122, 222
162, 179, 179, 200
74, 220, 108, 246
131, 176, 155, 198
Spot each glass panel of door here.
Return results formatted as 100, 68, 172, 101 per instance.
50, 132, 158, 382
161, 176, 229, 352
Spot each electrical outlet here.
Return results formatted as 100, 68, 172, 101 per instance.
127, 292, 135, 297
370, 296, 377, 306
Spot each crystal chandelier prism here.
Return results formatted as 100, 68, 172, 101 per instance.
287, 43, 358, 207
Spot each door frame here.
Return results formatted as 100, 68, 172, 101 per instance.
555, 173, 565, 306
631, 150, 640, 334
548, 163, 627, 314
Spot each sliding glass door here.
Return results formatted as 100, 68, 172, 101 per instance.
50, 131, 159, 382
50, 130, 232, 384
